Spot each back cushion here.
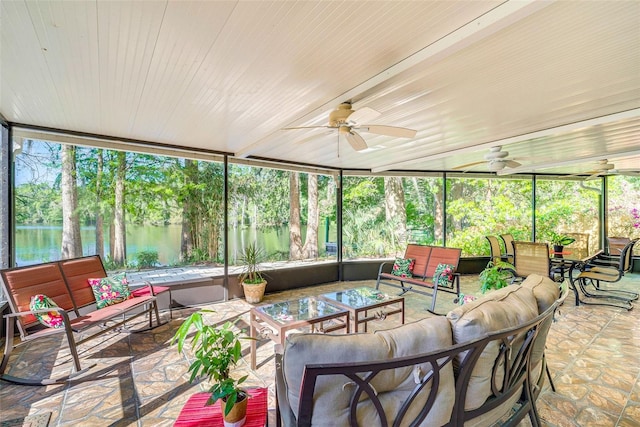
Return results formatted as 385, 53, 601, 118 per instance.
521, 274, 560, 379
283, 316, 454, 426
1, 263, 73, 327
404, 245, 432, 277
59, 256, 107, 308
447, 285, 538, 410
426, 247, 461, 277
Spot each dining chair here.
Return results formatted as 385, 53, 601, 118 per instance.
511, 241, 552, 281
485, 235, 503, 265
499, 234, 515, 264
607, 236, 631, 256
564, 232, 590, 260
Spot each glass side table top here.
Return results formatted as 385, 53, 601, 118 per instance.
255, 297, 344, 324
321, 287, 396, 309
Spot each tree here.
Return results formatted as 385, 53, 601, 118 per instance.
112, 151, 127, 265
289, 172, 303, 259
60, 144, 83, 259
94, 149, 105, 258
384, 176, 406, 247
180, 159, 198, 261
302, 174, 319, 259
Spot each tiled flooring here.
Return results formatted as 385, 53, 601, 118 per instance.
1, 273, 639, 426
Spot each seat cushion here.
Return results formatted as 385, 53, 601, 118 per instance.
447, 285, 539, 410
282, 315, 455, 426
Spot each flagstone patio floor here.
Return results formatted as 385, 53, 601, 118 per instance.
1, 273, 639, 426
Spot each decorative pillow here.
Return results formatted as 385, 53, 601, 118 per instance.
29, 294, 64, 328
88, 272, 132, 309
433, 263, 455, 288
391, 258, 414, 278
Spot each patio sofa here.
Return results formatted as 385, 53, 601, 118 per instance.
275, 274, 561, 426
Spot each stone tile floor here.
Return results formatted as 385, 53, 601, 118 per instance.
1, 273, 639, 426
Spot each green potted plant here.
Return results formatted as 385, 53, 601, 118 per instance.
172, 310, 249, 426
237, 242, 268, 304
479, 260, 515, 294
548, 232, 576, 253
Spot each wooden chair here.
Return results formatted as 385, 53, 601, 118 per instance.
500, 234, 515, 263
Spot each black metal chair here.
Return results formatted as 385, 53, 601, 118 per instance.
569, 238, 638, 310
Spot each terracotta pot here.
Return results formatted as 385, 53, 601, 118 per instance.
242, 280, 267, 304
223, 393, 248, 427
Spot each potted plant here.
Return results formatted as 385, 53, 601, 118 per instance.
479, 260, 515, 294
172, 310, 249, 426
548, 232, 576, 253
237, 242, 268, 304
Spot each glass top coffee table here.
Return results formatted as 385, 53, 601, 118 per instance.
249, 297, 349, 369
319, 286, 404, 333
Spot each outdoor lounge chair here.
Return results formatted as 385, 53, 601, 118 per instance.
570, 238, 638, 310
509, 241, 553, 282
485, 235, 504, 265
500, 234, 515, 264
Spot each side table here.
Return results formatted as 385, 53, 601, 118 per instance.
174, 387, 268, 426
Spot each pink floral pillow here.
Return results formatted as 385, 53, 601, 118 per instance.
29, 294, 64, 328
88, 272, 132, 309
392, 258, 415, 278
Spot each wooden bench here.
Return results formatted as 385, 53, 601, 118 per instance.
376, 244, 461, 312
1, 255, 161, 385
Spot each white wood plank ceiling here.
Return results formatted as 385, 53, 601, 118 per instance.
1, 0, 639, 176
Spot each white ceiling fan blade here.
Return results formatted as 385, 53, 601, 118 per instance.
345, 131, 368, 151
452, 160, 486, 170
359, 125, 417, 138
505, 160, 522, 168
348, 107, 380, 124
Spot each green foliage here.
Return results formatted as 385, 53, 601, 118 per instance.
237, 242, 266, 284
546, 232, 576, 246
171, 310, 248, 416
479, 261, 515, 294
135, 251, 159, 270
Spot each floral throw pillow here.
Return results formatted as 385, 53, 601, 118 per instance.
391, 258, 415, 278
29, 294, 64, 328
88, 272, 132, 309
434, 263, 455, 288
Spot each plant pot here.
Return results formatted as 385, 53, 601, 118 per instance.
242, 280, 267, 304
223, 393, 248, 427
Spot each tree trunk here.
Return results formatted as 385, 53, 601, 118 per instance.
303, 174, 319, 259
384, 176, 407, 247
95, 149, 104, 258
180, 159, 197, 261
434, 181, 445, 242
289, 172, 303, 259
60, 144, 83, 259
112, 151, 126, 265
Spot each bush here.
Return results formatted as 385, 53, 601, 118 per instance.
135, 251, 159, 270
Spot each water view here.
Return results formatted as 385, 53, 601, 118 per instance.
15, 223, 335, 267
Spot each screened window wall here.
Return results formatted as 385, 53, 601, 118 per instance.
446, 174, 533, 257
8, 138, 639, 270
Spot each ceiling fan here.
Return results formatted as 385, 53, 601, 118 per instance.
283, 102, 417, 152
453, 146, 523, 172
580, 159, 640, 180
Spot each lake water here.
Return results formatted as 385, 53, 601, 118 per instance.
15, 223, 335, 266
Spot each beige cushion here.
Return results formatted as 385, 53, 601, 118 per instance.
282, 315, 455, 426
521, 274, 560, 313
521, 273, 560, 375
447, 285, 539, 411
